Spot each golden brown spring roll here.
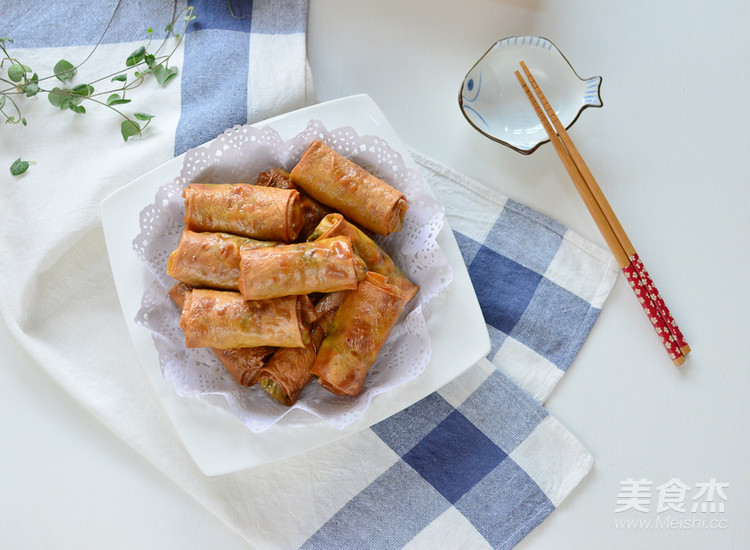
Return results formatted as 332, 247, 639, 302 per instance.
180, 288, 314, 349
258, 291, 349, 406
168, 283, 275, 386
183, 183, 304, 242
289, 140, 409, 236
255, 167, 292, 189
166, 229, 279, 290
311, 272, 408, 396
256, 167, 336, 241
238, 235, 367, 300
308, 213, 419, 303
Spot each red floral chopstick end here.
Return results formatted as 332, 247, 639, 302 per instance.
622, 261, 685, 365
629, 254, 690, 355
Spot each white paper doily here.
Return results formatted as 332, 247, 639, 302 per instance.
132, 120, 452, 432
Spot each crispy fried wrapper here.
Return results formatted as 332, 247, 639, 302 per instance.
168, 283, 275, 386
256, 167, 335, 240
289, 140, 408, 236
308, 213, 419, 303
311, 272, 408, 396
183, 183, 304, 242
258, 290, 349, 406
179, 288, 314, 349
166, 229, 279, 290
238, 235, 366, 300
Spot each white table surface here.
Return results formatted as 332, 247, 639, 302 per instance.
2, 1, 748, 548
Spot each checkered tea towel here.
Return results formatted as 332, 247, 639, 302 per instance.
416, 152, 619, 403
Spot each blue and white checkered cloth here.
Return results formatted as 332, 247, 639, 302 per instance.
1, 2, 618, 549
418, 153, 618, 404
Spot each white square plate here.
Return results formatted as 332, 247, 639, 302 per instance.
101, 94, 490, 475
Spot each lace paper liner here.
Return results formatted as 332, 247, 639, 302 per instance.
132, 121, 452, 432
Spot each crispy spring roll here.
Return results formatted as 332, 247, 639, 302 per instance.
180, 288, 314, 349
168, 283, 275, 386
308, 213, 419, 303
258, 290, 349, 406
256, 167, 335, 240
183, 183, 304, 242
289, 140, 409, 236
166, 229, 279, 290
255, 167, 293, 189
238, 235, 367, 301
311, 272, 408, 396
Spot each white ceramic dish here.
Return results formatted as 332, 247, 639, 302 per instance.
459, 36, 603, 154
101, 94, 490, 475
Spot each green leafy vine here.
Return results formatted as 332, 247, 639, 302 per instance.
1, 3, 196, 175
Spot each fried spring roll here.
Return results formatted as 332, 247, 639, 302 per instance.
259, 291, 349, 406
308, 213, 419, 303
166, 229, 279, 290
183, 183, 304, 242
289, 140, 409, 236
168, 283, 275, 386
255, 167, 293, 189
311, 272, 408, 396
180, 288, 314, 349
238, 235, 367, 301
256, 167, 335, 241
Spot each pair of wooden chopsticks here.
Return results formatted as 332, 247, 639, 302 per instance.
515, 61, 690, 365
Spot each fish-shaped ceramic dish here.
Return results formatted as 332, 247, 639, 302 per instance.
459, 36, 603, 154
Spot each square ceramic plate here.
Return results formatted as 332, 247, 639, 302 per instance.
101, 94, 490, 475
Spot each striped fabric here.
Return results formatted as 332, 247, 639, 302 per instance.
174, 0, 310, 154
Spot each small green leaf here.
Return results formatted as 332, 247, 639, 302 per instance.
111, 74, 128, 83
48, 87, 67, 108
106, 93, 131, 106
133, 112, 154, 121
144, 53, 156, 68
165, 67, 178, 84
54, 59, 77, 82
126, 46, 146, 67
8, 63, 25, 82
0, 95, 6, 110
10, 158, 30, 176
153, 64, 178, 86
71, 83, 94, 96
21, 117, 26, 126
69, 104, 86, 114
60, 94, 83, 110
22, 81, 39, 97
121, 119, 141, 141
